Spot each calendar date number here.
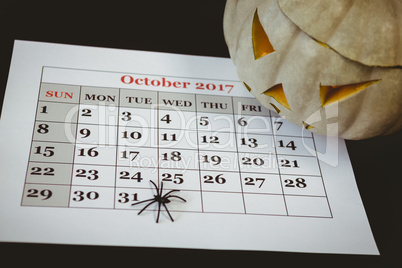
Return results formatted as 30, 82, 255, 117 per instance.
26, 189, 53, 200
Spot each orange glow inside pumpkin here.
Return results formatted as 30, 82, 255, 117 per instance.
320, 79, 381, 106
252, 9, 275, 60
262, 83, 290, 110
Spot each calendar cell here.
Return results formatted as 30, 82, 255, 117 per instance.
119, 126, 157, 147
78, 104, 119, 126
196, 94, 233, 114
159, 129, 198, 150
26, 162, 72, 185
243, 194, 287, 215
119, 107, 157, 129
117, 146, 158, 168
115, 166, 158, 188
285, 195, 331, 217
278, 155, 321, 176
233, 97, 271, 116
72, 164, 116, 187
120, 88, 157, 109
281, 175, 326, 197
200, 170, 242, 192
80, 86, 119, 105
236, 133, 275, 154
272, 116, 312, 138
197, 112, 235, 133
39, 83, 80, 104
115, 187, 202, 212
275, 136, 316, 157
30, 141, 75, 163
159, 168, 200, 191
115, 187, 152, 210
158, 110, 197, 130
241, 172, 283, 194
162, 190, 202, 213
202, 191, 245, 213
76, 123, 117, 145
33, 121, 76, 143
74, 144, 117, 165
159, 149, 198, 170
159, 91, 196, 112
36, 102, 79, 123
199, 151, 238, 172
69, 186, 115, 209
234, 115, 272, 134
238, 152, 278, 173
198, 131, 237, 151
22, 184, 70, 207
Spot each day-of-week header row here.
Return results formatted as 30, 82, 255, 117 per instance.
39, 83, 270, 115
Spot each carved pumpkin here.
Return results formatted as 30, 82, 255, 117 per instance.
223, 0, 402, 139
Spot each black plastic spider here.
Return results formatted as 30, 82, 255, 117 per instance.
131, 180, 186, 223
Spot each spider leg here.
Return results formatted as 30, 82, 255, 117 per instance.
162, 189, 180, 198
131, 198, 155, 206
150, 180, 159, 195
165, 194, 186, 202
162, 202, 174, 222
156, 201, 162, 223
160, 181, 164, 195
137, 200, 157, 215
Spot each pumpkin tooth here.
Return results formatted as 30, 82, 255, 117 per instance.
243, 82, 252, 92
320, 79, 381, 107
262, 83, 290, 110
252, 9, 275, 60
270, 103, 281, 114
302, 121, 314, 130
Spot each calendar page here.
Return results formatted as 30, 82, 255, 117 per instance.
0, 40, 378, 255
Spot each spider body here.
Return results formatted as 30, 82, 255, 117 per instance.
131, 180, 186, 223
154, 195, 171, 205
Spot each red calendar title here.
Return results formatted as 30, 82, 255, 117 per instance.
121, 75, 234, 93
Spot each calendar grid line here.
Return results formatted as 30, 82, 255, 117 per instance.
193, 93, 205, 212
269, 110, 289, 216
231, 96, 247, 214
156, 91, 161, 192
67, 86, 83, 207
26, 160, 324, 177
311, 134, 333, 218
24, 182, 328, 198
30, 139, 318, 158
23, 78, 332, 219
33, 115, 316, 140
113, 88, 122, 209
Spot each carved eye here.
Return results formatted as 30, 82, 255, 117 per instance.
320, 79, 381, 106
262, 83, 290, 114
252, 9, 275, 60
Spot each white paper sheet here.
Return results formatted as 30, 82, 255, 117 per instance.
0, 40, 378, 254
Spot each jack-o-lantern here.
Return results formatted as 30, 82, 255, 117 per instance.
223, 0, 402, 139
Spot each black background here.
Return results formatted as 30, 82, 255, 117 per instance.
0, 1, 400, 267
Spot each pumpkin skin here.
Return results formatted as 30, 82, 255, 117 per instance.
223, 0, 402, 140
278, 0, 402, 67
